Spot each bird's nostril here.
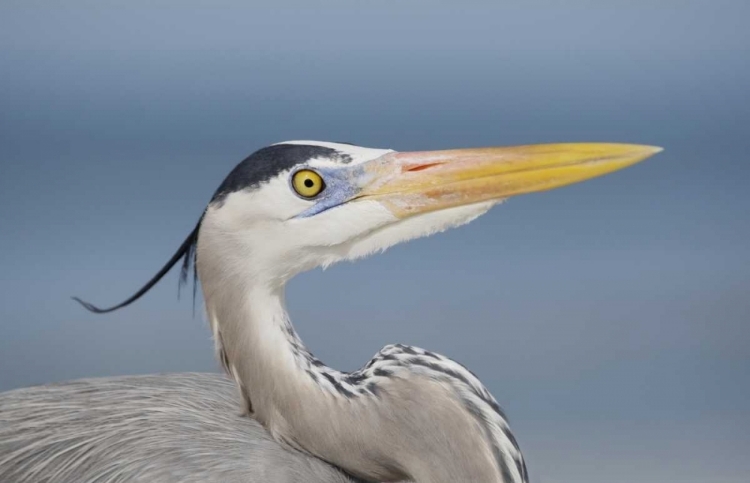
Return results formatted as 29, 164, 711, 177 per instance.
406, 162, 443, 172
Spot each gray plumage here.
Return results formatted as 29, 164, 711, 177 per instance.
0, 373, 361, 483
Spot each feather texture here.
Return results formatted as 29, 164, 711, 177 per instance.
0, 373, 364, 483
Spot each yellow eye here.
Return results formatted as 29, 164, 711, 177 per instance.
292, 169, 325, 198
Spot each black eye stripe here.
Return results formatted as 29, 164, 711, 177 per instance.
210, 144, 343, 205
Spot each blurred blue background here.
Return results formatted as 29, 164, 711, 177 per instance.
1, 1, 748, 481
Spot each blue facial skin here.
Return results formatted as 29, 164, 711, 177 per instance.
292, 165, 370, 218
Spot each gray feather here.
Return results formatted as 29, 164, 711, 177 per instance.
0, 373, 363, 483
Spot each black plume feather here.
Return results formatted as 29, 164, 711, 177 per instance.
73, 218, 203, 314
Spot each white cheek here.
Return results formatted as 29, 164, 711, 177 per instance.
217, 176, 312, 223
341, 200, 500, 261
288, 200, 396, 247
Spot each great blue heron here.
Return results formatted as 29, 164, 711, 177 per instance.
0, 141, 661, 482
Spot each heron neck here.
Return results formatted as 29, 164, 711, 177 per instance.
204, 278, 524, 483
205, 280, 339, 431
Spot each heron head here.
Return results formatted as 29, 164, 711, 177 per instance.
74, 140, 660, 313
198, 140, 661, 286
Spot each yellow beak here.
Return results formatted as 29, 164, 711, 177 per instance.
358, 143, 662, 218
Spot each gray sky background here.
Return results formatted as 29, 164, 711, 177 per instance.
1, 2, 748, 482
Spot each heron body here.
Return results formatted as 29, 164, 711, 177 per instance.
1, 140, 661, 482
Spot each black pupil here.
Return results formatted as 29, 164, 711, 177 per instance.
304, 178, 315, 188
